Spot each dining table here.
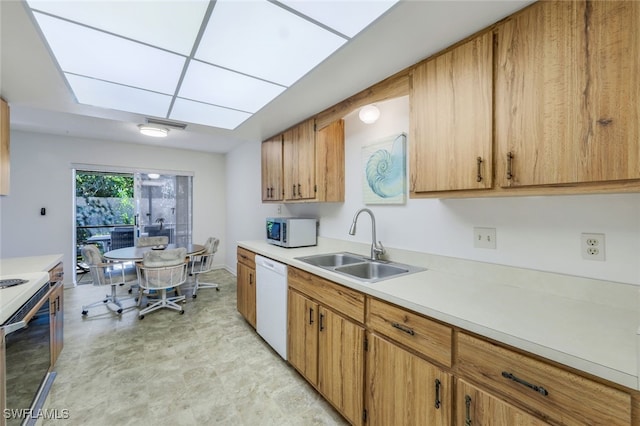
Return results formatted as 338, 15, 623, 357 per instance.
103, 243, 205, 261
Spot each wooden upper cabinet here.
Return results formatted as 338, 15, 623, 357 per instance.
263, 118, 344, 203
495, 0, 640, 188
283, 118, 316, 200
261, 135, 283, 201
410, 31, 493, 193
1, 98, 9, 196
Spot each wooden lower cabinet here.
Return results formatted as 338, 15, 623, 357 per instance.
366, 333, 452, 426
49, 282, 64, 366
287, 289, 318, 384
288, 288, 365, 426
318, 307, 364, 426
457, 379, 549, 426
236, 262, 256, 328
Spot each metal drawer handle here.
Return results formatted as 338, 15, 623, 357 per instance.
391, 322, 415, 336
506, 152, 514, 180
434, 379, 441, 409
501, 371, 549, 396
309, 307, 314, 325
476, 157, 483, 182
465, 395, 472, 426
319, 313, 325, 331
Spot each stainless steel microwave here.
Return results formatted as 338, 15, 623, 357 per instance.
266, 217, 317, 248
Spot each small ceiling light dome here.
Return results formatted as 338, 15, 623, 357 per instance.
359, 104, 380, 124
147, 173, 160, 179
138, 124, 168, 138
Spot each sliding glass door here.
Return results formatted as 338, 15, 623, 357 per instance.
133, 173, 193, 246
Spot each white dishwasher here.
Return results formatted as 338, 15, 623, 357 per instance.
255, 255, 288, 360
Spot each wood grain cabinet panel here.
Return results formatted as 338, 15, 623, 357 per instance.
49, 282, 64, 367
261, 135, 283, 201
495, 0, 640, 188
236, 248, 256, 328
367, 334, 452, 426
410, 31, 493, 193
457, 379, 550, 426
287, 289, 318, 385
367, 297, 452, 367
283, 119, 316, 201
457, 332, 632, 426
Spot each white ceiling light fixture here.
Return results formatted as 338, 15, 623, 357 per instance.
138, 125, 168, 138
147, 173, 160, 179
359, 104, 381, 124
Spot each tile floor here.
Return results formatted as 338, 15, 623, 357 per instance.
42, 270, 348, 425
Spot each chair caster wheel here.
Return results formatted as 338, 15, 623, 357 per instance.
179, 310, 184, 315
128, 289, 133, 294
216, 288, 220, 292
192, 294, 197, 299
103, 299, 108, 303
82, 310, 88, 316
117, 308, 123, 314
139, 315, 144, 320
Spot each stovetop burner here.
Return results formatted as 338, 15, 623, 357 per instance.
0, 278, 29, 289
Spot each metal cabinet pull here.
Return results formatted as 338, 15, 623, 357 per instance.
319, 313, 325, 331
249, 273, 253, 285
292, 184, 297, 197
309, 307, 314, 325
434, 379, 441, 409
297, 183, 301, 197
501, 371, 549, 396
476, 157, 483, 182
506, 152, 514, 180
391, 322, 415, 336
465, 395, 472, 426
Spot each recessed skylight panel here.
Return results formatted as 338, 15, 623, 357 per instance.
196, 0, 346, 87
66, 74, 172, 118
179, 60, 286, 113
33, 12, 185, 94
280, 0, 399, 38
27, 0, 209, 55
170, 98, 252, 130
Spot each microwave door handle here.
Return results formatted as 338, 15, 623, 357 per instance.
2, 320, 27, 336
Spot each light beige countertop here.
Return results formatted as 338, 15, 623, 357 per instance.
238, 238, 640, 391
0, 254, 63, 324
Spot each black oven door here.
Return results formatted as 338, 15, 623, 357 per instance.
3, 284, 53, 426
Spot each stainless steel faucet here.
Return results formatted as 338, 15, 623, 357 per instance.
348, 208, 385, 261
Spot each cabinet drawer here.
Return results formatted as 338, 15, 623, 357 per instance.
367, 297, 452, 367
48, 262, 64, 284
237, 247, 255, 269
288, 266, 364, 323
456, 332, 632, 426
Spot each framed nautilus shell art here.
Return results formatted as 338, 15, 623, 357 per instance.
361, 133, 407, 205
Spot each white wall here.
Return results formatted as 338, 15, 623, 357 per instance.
227, 97, 640, 285
0, 131, 226, 283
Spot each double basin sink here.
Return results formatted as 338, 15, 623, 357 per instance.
295, 252, 426, 283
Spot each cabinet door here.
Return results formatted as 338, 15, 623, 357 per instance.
318, 307, 364, 426
314, 120, 345, 202
367, 334, 452, 426
495, 1, 640, 187
261, 136, 283, 201
236, 263, 256, 328
410, 31, 493, 193
283, 119, 316, 200
50, 283, 64, 367
457, 380, 549, 426
287, 290, 318, 384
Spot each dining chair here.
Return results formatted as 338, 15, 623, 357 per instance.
80, 244, 136, 316
189, 237, 220, 298
136, 247, 189, 319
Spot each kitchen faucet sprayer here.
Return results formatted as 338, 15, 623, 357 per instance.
349, 208, 385, 261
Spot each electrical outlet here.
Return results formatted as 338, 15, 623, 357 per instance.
474, 227, 496, 249
581, 233, 605, 261
277, 205, 282, 214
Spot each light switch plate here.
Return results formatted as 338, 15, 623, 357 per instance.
474, 227, 496, 249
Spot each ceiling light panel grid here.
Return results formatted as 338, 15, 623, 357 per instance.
25, 0, 399, 131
